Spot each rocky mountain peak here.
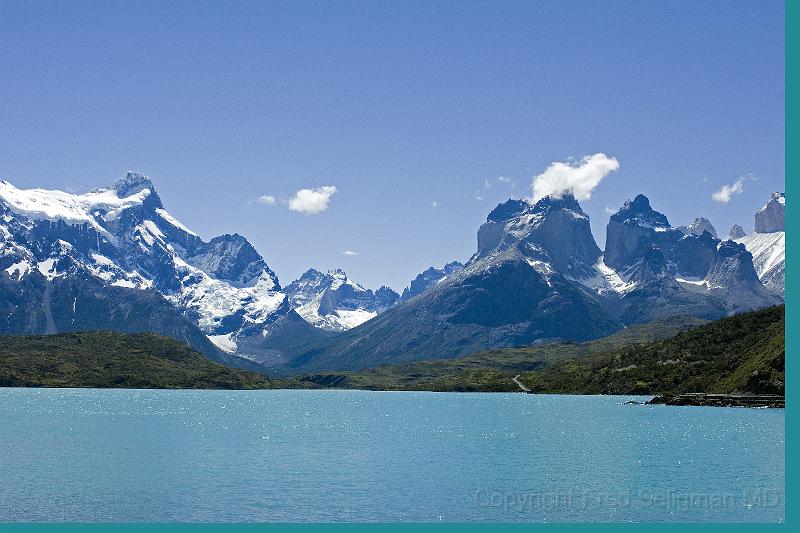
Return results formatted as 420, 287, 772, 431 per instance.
185, 233, 279, 289
700, 240, 781, 313
532, 192, 584, 214
754, 192, 785, 233
678, 217, 718, 239
604, 194, 678, 270
298, 268, 324, 281
284, 268, 399, 332
486, 199, 531, 223
477, 194, 599, 275
611, 194, 671, 228
400, 261, 464, 302
113, 171, 156, 198
728, 224, 746, 240
707, 241, 761, 285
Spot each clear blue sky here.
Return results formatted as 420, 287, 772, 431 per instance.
0, 0, 784, 290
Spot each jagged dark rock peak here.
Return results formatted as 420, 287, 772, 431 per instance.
604, 194, 683, 271
400, 261, 464, 302
728, 224, 746, 240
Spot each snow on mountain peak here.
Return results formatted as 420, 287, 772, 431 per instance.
284, 268, 399, 332
0, 179, 153, 237
0, 174, 293, 362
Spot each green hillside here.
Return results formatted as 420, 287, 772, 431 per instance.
520, 305, 784, 395
0, 331, 275, 389
291, 315, 709, 391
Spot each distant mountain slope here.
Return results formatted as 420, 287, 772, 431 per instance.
294, 306, 783, 395
292, 315, 709, 391
0, 331, 275, 389
399, 261, 463, 302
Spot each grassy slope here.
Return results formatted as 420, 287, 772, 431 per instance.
290, 315, 709, 391
1, 307, 782, 394
519, 305, 784, 395
0, 331, 275, 389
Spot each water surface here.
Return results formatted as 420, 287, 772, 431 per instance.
0, 389, 784, 522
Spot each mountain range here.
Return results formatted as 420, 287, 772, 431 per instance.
0, 172, 784, 375
275, 192, 782, 373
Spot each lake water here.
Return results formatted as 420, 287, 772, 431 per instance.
0, 389, 784, 522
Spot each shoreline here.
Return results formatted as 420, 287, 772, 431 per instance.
645, 393, 784, 408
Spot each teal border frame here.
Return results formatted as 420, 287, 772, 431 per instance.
784, 0, 796, 530
0, 1, 794, 531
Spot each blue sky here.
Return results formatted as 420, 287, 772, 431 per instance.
0, 0, 784, 290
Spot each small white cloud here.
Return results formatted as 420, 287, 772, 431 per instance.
288, 185, 337, 214
256, 195, 276, 205
484, 179, 492, 190
342, 250, 359, 256
712, 178, 745, 204
432, 201, 439, 208
531, 153, 619, 202
604, 205, 617, 215
474, 192, 485, 201
497, 176, 511, 183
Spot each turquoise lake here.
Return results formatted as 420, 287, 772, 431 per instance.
0, 388, 784, 522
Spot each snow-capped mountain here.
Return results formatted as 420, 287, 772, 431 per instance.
399, 261, 463, 302
276, 194, 627, 373
0, 172, 784, 376
596, 194, 779, 319
0, 172, 325, 365
277, 192, 781, 374
677, 217, 718, 239
284, 269, 399, 332
735, 192, 785, 295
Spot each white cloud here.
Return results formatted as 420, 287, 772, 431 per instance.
531, 153, 619, 202
342, 250, 359, 256
256, 195, 276, 205
712, 178, 745, 204
432, 201, 439, 208
604, 205, 617, 215
474, 192, 485, 201
288, 185, 337, 214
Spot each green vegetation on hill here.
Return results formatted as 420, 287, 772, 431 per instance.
520, 305, 784, 395
1, 306, 782, 394
293, 307, 783, 395
291, 315, 709, 391
0, 332, 275, 389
